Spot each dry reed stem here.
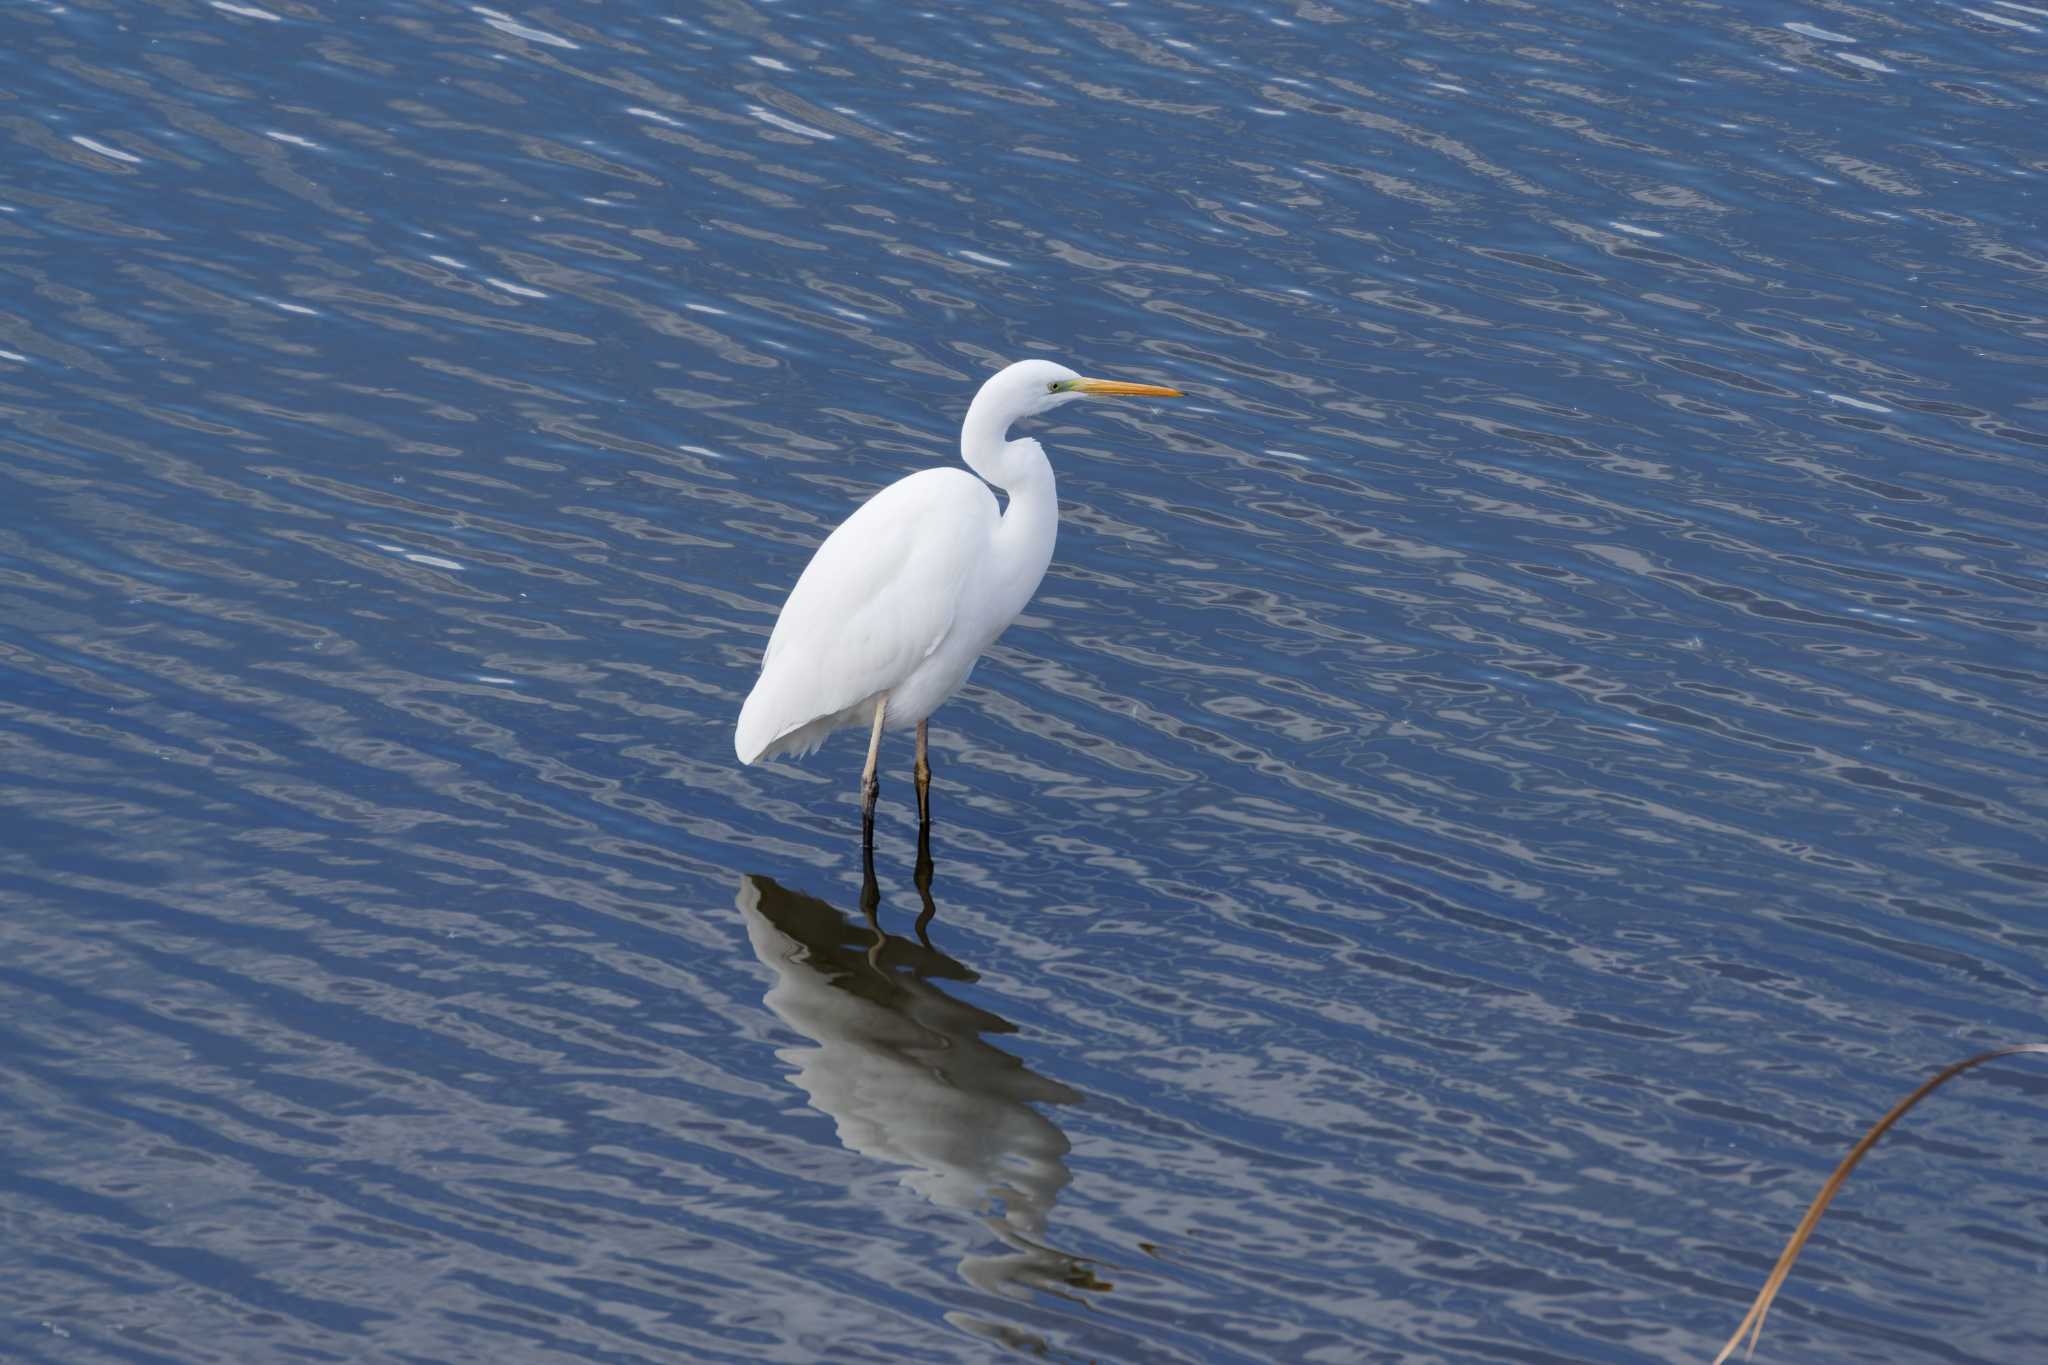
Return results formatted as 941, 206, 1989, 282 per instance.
1711, 1043, 2048, 1363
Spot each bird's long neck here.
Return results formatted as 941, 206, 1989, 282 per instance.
962, 397, 1059, 626
960, 387, 1017, 485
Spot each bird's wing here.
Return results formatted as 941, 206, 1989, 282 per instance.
737, 467, 998, 761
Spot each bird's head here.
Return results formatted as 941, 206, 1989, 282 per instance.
981, 358, 1182, 425
958, 358, 1181, 485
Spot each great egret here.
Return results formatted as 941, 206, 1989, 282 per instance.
734, 358, 1182, 840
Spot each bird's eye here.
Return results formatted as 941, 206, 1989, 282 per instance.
1046, 382, 1059, 393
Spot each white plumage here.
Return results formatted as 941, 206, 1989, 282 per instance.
733, 358, 1181, 824
735, 466, 999, 763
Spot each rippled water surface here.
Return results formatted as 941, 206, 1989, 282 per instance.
4, 1, 2046, 1361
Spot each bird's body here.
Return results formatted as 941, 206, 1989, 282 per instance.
733, 358, 1180, 836
734, 463, 1037, 763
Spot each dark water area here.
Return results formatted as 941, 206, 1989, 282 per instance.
2, 1, 2045, 1361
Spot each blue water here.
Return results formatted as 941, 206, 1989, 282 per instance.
2, 1, 2044, 1361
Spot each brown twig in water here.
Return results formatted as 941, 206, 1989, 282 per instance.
1712, 1042, 2048, 1364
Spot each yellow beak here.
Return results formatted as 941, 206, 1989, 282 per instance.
1070, 377, 1183, 398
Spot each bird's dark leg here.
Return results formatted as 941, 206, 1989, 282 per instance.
914, 719, 932, 829
860, 696, 887, 851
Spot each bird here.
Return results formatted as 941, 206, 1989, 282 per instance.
734, 358, 1182, 843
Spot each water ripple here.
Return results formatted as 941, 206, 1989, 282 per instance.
3, 0, 2046, 1361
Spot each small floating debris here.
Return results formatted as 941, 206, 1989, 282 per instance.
474, 6, 578, 49
375, 543, 467, 572
626, 107, 685, 128
1783, 21, 1853, 42
748, 107, 834, 140
71, 136, 142, 164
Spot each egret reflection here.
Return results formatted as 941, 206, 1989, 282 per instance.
737, 868, 1107, 1341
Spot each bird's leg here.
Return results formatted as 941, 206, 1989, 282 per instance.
860, 695, 887, 850
914, 719, 932, 828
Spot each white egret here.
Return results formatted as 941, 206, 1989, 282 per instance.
734, 358, 1182, 839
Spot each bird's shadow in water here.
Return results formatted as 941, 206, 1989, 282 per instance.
736, 846, 1111, 1352
867, 819, 940, 955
